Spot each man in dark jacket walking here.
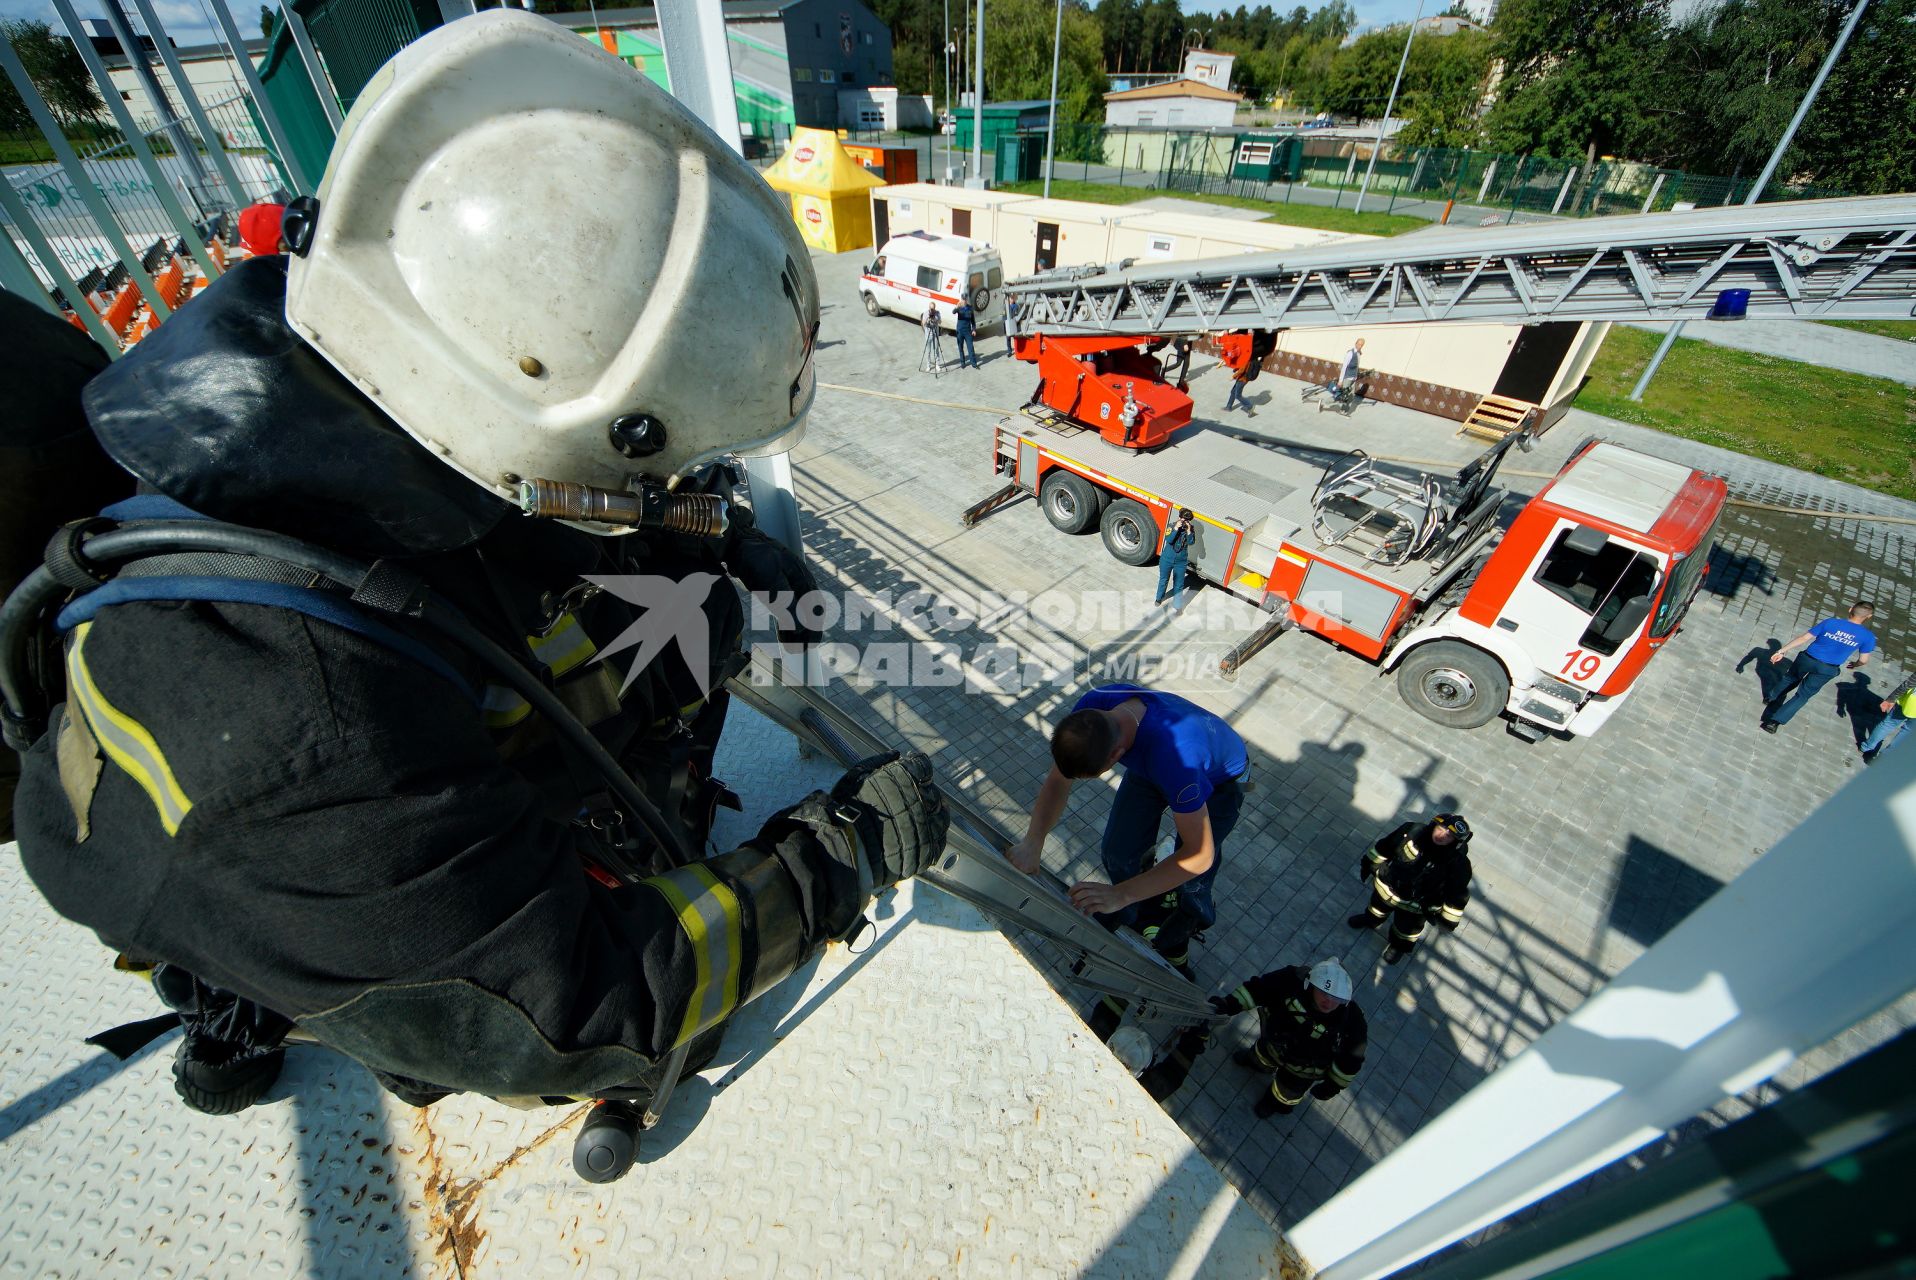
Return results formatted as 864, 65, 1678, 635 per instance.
954, 299, 979, 368
1348, 813, 1474, 963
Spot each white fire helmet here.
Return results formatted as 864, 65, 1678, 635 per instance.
284, 10, 819, 514
1308, 958, 1352, 1004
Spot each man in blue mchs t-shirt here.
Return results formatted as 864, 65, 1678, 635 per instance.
1007, 683, 1248, 988
1763, 601, 1877, 733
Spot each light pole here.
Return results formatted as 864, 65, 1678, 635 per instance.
1354, 0, 1423, 214
943, 0, 954, 181
1628, 0, 1872, 401
970, 0, 984, 185
1042, 0, 1062, 196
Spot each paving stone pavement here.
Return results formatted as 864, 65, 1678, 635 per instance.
791, 248, 1916, 1233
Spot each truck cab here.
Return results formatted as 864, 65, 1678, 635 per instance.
1388, 441, 1726, 737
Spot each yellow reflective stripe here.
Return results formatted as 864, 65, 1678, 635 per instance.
1439, 904, 1465, 922
66, 622, 192, 836
529, 613, 597, 677
1374, 878, 1408, 907
1232, 984, 1255, 1011
644, 864, 744, 1047
481, 684, 533, 728
1330, 1064, 1358, 1086
1271, 1075, 1307, 1104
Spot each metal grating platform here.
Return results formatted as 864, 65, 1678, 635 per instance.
0, 705, 1291, 1278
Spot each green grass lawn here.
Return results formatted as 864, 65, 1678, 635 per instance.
997, 179, 1423, 237
1815, 319, 1916, 343
1580, 325, 1916, 503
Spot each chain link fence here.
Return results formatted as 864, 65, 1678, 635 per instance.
971, 123, 1848, 224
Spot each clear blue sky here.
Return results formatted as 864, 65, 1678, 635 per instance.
1183, 0, 1447, 36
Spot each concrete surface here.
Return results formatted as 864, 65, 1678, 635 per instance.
798, 245, 1916, 1235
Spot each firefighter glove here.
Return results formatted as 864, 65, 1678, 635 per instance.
1359, 856, 1376, 882
1310, 1080, 1342, 1101
1210, 995, 1238, 1018
723, 504, 820, 647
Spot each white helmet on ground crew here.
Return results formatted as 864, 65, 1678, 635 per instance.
285, 10, 819, 508
1308, 959, 1352, 1004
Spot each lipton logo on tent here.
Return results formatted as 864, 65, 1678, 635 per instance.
794, 146, 816, 164
805, 207, 823, 223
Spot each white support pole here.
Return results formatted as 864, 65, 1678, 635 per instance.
1639, 171, 1665, 215
0, 27, 171, 322
281, 5, 343, 132
1353, 0, 1421, 214
204, 0, 314, 194
1041, 0, 1061, 197
1631, 0, 1870, 401
49, 0, 222, 285
655, 0, 743, 152
1475, 158, 1497, 205
1289, 754, 1916, 1280
1549, 165, 1576, 215
654, 0, 804, 559
970, 0, 984, 183
124, 0, 253, 209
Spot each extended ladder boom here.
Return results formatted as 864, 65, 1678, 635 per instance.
1006, 193, 1916, 337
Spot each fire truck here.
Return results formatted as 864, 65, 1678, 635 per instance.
966, 415, 1722, 738
968, 195, 1916, 737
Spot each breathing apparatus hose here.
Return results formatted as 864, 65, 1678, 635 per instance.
0, 520, 695, 870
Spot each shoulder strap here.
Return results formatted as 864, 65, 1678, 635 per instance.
53, 495, 478, 705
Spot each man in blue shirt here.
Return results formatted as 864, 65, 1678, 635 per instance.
1007, 684, 1248, 987
1763, 602, 1877, 733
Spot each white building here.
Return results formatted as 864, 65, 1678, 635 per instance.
837, 85, 933, 131
1180, 48, 1235, 90
1102, 79, 1242, 129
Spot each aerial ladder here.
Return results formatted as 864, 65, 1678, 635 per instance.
998, 192, 1916, 452
963, 195, 1916, 736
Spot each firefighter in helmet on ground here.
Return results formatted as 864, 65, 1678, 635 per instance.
1140, 958, 1367, 1118
2, 13, 948, 1133
1348, 813, 1474, 963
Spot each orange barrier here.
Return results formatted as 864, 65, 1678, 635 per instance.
103, 285, 140, 338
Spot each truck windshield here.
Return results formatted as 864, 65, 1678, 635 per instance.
1651, 515, 1720, 637
1534, 527, 1663, 656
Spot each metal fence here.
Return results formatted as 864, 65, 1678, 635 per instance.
976, 123, 1849, 222
3, 95, 281, 291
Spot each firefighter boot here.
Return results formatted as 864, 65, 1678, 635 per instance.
1384, 941, 1414, 965
1348, 911, 1385, 930
1253, 1091, 1295, 1119
172, 1036, 285, 1116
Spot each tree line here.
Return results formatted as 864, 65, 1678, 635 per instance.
871, 0, 1913, 195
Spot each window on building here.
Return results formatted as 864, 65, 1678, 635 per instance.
818, 68, 836, 83
859, 108, 883, 127
1236, 141, 1273, 165
1137, 112, 1155, 125
916, 265, 941, 291
952, 209, 971, 236
1168, 108, 1184, 125
794, 67, 813, 81
861, 31, 872, 44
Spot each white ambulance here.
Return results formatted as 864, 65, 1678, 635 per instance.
859, 231, 1005, 331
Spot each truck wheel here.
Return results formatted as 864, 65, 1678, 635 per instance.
1101, 498, 1158, 567
1396, 641, 1509, 730
1041, 471, 1101, 534
862, 292, 882, 317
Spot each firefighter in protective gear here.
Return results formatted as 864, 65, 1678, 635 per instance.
5, 11, 948, 1122
1139, 959, 1366, 1115
1348, 813, 1473, 963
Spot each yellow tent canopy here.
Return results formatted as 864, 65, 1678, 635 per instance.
761, 127, 888, 253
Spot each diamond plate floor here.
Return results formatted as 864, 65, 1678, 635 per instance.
0, 705, 1293, 1278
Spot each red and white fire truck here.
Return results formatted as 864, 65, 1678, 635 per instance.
965, 414, 1725, 739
